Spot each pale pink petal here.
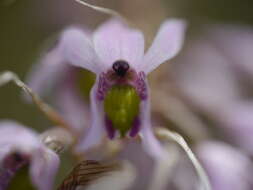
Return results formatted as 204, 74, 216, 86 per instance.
30, 148, 60, 190
26, 59, 69, 97
75, 83, 105, 153
208, 25, 253, 77
139, 92, 165, 159
219, 101, 253, 154
93, 18, 145, 70
171, 38, 240, 113
0, 120, 60, 190
56, 69, 90, 132
58, 27, 101, 73
142, 19, 187, 73
0, 120, 41, 156
196, 141, 253, 190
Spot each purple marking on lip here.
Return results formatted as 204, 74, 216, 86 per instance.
96, 73, 110, 101
105, 116, 116, 139
135, 72, 148, 100
129, 117, 141, 137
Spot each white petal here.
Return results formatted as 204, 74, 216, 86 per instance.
142, 19, 187, 73
93, 18, 145, 70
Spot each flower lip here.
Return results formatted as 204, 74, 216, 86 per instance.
112, 60, 130, 77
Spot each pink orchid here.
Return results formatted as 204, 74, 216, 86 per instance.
0, 120, 59, 190
27, 17, 186, 159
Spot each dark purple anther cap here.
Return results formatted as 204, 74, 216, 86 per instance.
112, 60, 129, 77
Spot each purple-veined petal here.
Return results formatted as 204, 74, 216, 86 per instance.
196, 141, 253, 190
142, 19, 187, 74
75, 83, 105, 153
93, 18, 145, 70
58, 27, 102, 73
30, 148, 60, 190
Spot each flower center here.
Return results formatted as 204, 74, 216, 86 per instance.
104, 85, 140, 137
112, 60, 129, 77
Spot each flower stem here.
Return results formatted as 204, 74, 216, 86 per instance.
0, 71, 76, 136
155, 127, 211, 190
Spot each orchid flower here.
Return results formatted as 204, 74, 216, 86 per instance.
36, 17, 186, 159
0, 120, 60, 190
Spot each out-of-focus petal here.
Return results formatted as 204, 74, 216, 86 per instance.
196, 141, 253, 190
26, 48, 69, 97
208, 25, 253, 77
142, 19, 187, 74
58, 27, 101, 73
56, 70, 90, 132
75, 84, 105, 152
0, 120, 60, 190
0, 120, 41, 156
93, 18, 145, 70
118, 141, 154, 189
30, 148, 60, 190
220, 101, 253, 154
171, 38, 240, 112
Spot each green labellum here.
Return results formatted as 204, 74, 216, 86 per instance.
104, 85, 140, 137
